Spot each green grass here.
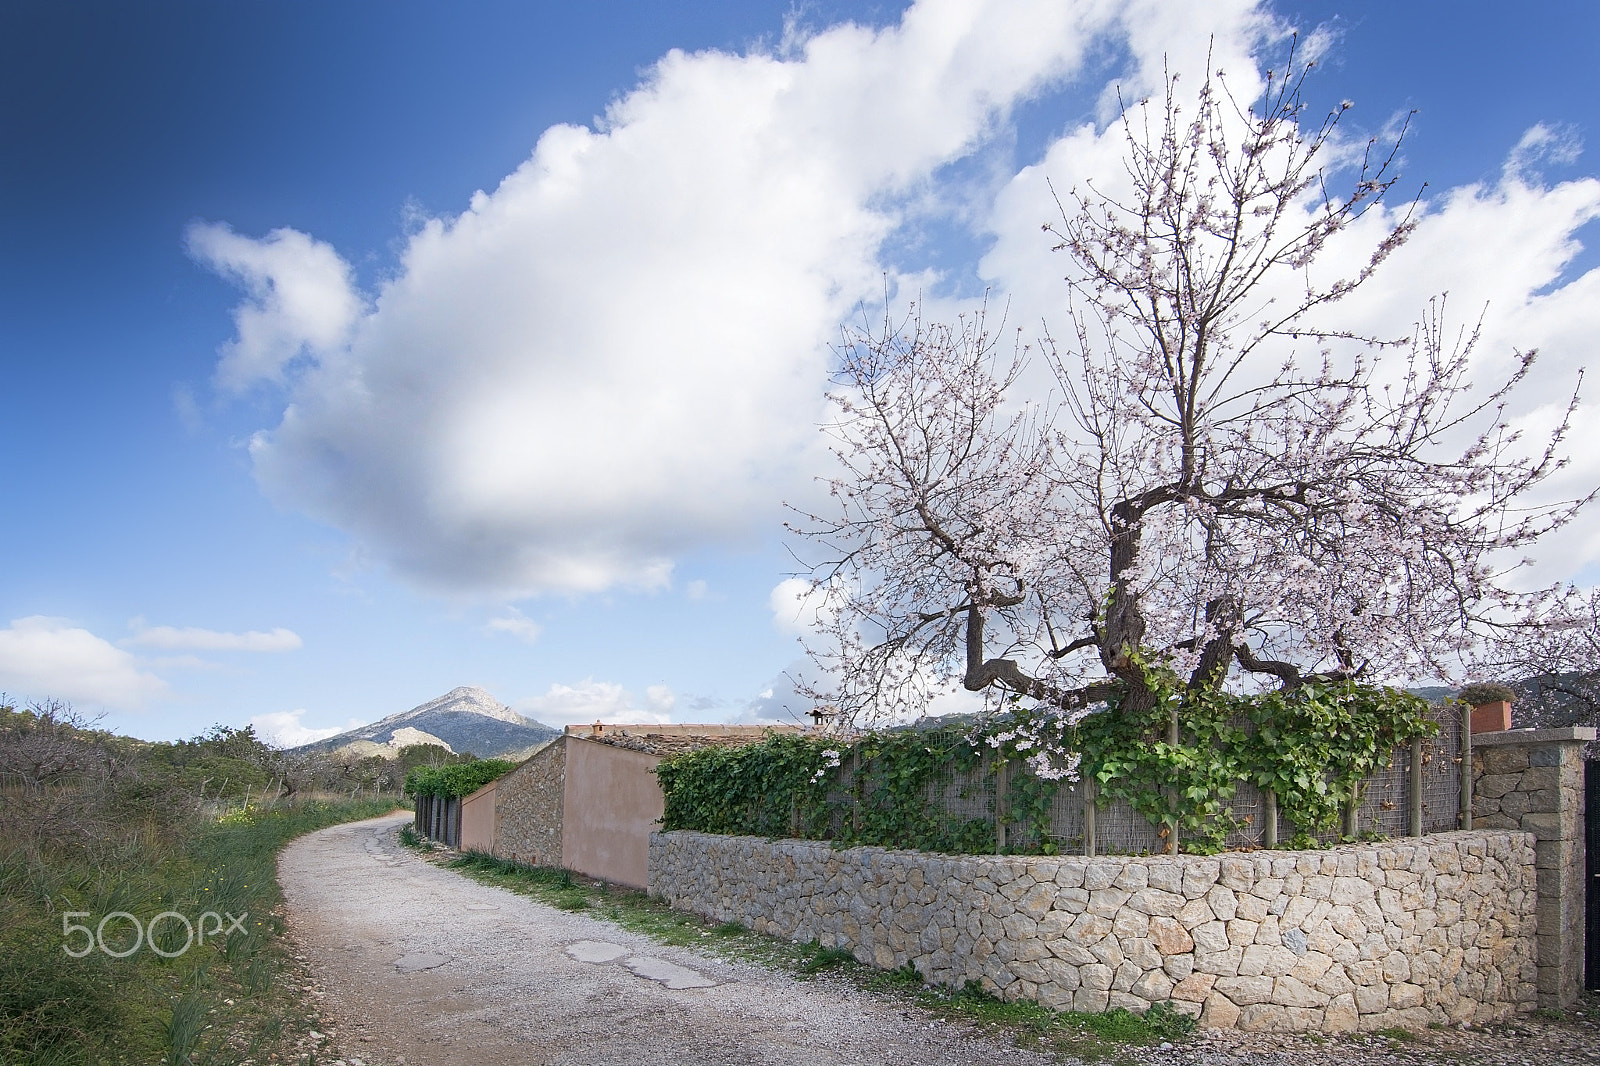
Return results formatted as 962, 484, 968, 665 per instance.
1, 798, 403, 1066
425, 845, 1198, 1062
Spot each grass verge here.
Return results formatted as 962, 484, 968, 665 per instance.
1, 798, 403, 1066
422, 845, 1196, 1063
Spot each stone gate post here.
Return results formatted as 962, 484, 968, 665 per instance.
1472, 726, 1595, 1009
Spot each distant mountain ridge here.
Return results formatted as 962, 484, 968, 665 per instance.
294, 686, 557, 760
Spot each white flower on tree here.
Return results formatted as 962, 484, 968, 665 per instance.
789, 48, 1591, 729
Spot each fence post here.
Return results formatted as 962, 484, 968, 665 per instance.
1083, 776, 1096, 857
1167, 707, 1181, 855
1343, 788, 1360, 839
1409, 737, 1424, 837
1460, 707, 1473, 830
1262, 788, 1277, 849
851, 749, 862, 836
994, 758, 1009, 855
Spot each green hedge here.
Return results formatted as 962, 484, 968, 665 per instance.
404, 759, 516, 799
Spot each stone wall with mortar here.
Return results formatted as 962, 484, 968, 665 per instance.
493, 741, 565, 867
1470, 726, 1593, 1008
651, 830, 1537, 1032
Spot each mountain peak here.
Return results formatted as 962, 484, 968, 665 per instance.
292, 686, 556, 758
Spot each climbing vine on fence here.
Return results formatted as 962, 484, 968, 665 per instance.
1241, 682, 1436, 845
655, 673, 1438, 856
1075, 658, 1247, 854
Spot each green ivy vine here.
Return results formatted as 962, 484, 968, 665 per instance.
655, 665, 1439, 856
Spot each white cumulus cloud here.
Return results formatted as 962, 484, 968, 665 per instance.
0, 617, 167, 709
484, 609, 542, 645
197, 0, 1129, 599
250, 709, 365, 748
514, 679, 677, 728
195, 0, 1600, 608
186, 223, 363, 392
125, 623, 303, 652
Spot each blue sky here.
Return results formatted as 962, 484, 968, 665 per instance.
2, 0, 1597, 744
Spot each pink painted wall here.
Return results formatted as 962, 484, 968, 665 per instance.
559, 737, 664, 889
459, 778, 497, 853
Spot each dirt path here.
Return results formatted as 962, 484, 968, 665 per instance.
277, 814, 1059, 1066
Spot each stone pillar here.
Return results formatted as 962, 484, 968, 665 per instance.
1472, 726, 1594, 1009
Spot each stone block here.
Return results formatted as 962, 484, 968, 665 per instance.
1082, 863, 1118, 891
1127, 887, 1185, 917
1149, 915, 1194, 955
1073, 987, 1109, 1012
1177, 896, 1216, 929
1131, 968, 1174, 1002
1215, 974, 1275, 1005
1147, 861, 1183, 894
1220, 856, 1256, 891
1389, 982, 1425, 1009
1227, 918, 1260, 947
1079, 963, 1113, 991
1207, 885, 1239, 921
1199, 991, 1241, 1029
1194, 946, 1244, 976
1171, 971, 1217, 1002
1191, 919, 1230, 953
1239, 943, 1298, 977
1517, 767, 1561, 794
1108, 991, 1148, 1012
1113, 864, 1149, 890
1323, 992, 1359, 1033
1016, 883, 1056, 920
1182, 860, 1221, 899
1331, 876, 1376, 905
1272, 975, 1330, 1008
1124, 938, 1162, 971
1528, 745, 1562, 767
1234, 894, 1269, 922
1353, 983, 1389, 1014
1480, 747, 1529, 775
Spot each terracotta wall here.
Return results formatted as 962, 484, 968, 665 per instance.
459, 779, 497, 852
560, 737, 664, 889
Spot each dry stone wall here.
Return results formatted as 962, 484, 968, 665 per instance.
493, 741, 565, 867
650, 830, 1537, 1032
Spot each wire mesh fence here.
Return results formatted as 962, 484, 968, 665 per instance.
816, 703, 1465, 856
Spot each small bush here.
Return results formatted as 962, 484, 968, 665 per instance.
1457, 682, 1515, 706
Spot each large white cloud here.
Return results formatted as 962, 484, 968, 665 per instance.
0, 617, 167, 709
196, 0, 1600, 606
195, 0, 1148, 598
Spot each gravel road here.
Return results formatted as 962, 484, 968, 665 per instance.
277, 813, 1060, 1066
279, 814, 1600, 1066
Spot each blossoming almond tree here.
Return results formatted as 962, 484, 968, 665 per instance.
790, 55, 1589, 733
